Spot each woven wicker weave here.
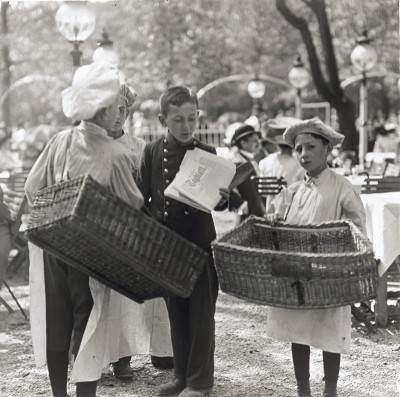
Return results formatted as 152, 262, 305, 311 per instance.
26, 174, 207, 303
211, 216, 377, 309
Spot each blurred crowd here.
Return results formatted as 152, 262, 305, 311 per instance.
2, 110, 400, 178
0, 122, 61, 172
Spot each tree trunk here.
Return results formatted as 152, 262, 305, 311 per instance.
276, 0, 359, 152
1, 2, 11, 130
335, 99, 358, 152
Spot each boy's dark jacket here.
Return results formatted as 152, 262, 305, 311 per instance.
137, 136, 219, 249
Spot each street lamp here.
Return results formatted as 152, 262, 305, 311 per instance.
247, 77, 266, 117
288, 55, 310, 119
92, 29, 119, 66
55, 1, 96, 67
351, 30, 377, 164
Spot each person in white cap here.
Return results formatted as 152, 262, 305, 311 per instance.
25, 61, 144, 397
259, 117, 304, 185
258, 117, 305, 212
107, 83, 174, 379
266, 117, 366, 397
107, 83, 145, 179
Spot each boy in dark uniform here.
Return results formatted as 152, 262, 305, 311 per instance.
137, 86, 228, 397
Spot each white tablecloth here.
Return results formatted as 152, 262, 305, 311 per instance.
361, 192, 400, 276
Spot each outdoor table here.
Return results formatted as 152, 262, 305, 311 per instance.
360, 191, 400, 327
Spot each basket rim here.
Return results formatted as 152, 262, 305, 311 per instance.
27, 173, 208, 257
211, 241, 374, 260
212, 215, 374, 259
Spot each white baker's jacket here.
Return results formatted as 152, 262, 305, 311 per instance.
26, 121, 171, 382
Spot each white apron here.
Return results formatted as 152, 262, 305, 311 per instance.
266, 168, 367, 354
29, 244, 172, 382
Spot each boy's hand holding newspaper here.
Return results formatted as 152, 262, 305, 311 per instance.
216, 187, 229, 209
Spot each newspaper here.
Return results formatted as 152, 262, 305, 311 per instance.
165, 148, 236, 213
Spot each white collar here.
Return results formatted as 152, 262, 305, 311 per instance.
239, 149, 255, 159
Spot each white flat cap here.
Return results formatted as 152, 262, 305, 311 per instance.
283, 117, 344, 147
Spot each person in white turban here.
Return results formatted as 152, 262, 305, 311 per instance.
107, 84, 173, 379
25, 61, 144, 397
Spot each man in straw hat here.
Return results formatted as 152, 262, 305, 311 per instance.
229, 124, 265, 219
107, 83, 174, 378
266, 117, 366, 397
25, 61, 144, 397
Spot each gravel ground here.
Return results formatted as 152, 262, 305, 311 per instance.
0, 277, 399, 397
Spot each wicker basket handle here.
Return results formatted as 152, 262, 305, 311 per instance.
291, 280, 305, 305
271, 230, 280, 251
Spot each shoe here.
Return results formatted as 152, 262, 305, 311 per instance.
323, 382, 337, 397
151, 355, 174, 369
158, 379, 186, 396
297, 380, 311, 397
178, 387, 213, 397
112, 356, 134, 380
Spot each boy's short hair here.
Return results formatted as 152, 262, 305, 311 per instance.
159, 86, 198, 116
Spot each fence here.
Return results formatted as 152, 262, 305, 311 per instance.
135, 124, 227, 147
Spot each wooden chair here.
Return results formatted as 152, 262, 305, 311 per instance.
361, 176, 400, 194
7, 170, 30, 195
382, 161, 400, 177
251, 176, 287, 198
0, 192, 28, 319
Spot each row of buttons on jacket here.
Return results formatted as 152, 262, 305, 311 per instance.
162, 138, 197, 218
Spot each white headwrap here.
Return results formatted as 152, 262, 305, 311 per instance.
62, 61, 120, 121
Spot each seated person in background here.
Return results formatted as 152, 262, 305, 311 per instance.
0, 186, 13, 289
254, 120, 278, 163
373, 123, 400, 153
229, 124, 265, 219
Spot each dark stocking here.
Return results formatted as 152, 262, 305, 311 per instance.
47, 351, 69, 397
323, 351, 340, 383
76, 381, 97, 397
291, 343, 310, 381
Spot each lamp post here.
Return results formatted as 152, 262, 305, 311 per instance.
247, 77, 266, 118
350, 30, 377, 164
92, 29, 119, 66
55, 1, 96, 67
288, 55, 310, 119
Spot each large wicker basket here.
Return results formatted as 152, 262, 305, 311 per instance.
211, 216, 377, 309
26, 174, 207, 303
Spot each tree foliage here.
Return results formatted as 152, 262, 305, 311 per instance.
0, 0, 398, 137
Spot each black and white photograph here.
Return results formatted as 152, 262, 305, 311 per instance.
0, 0, 399, 396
